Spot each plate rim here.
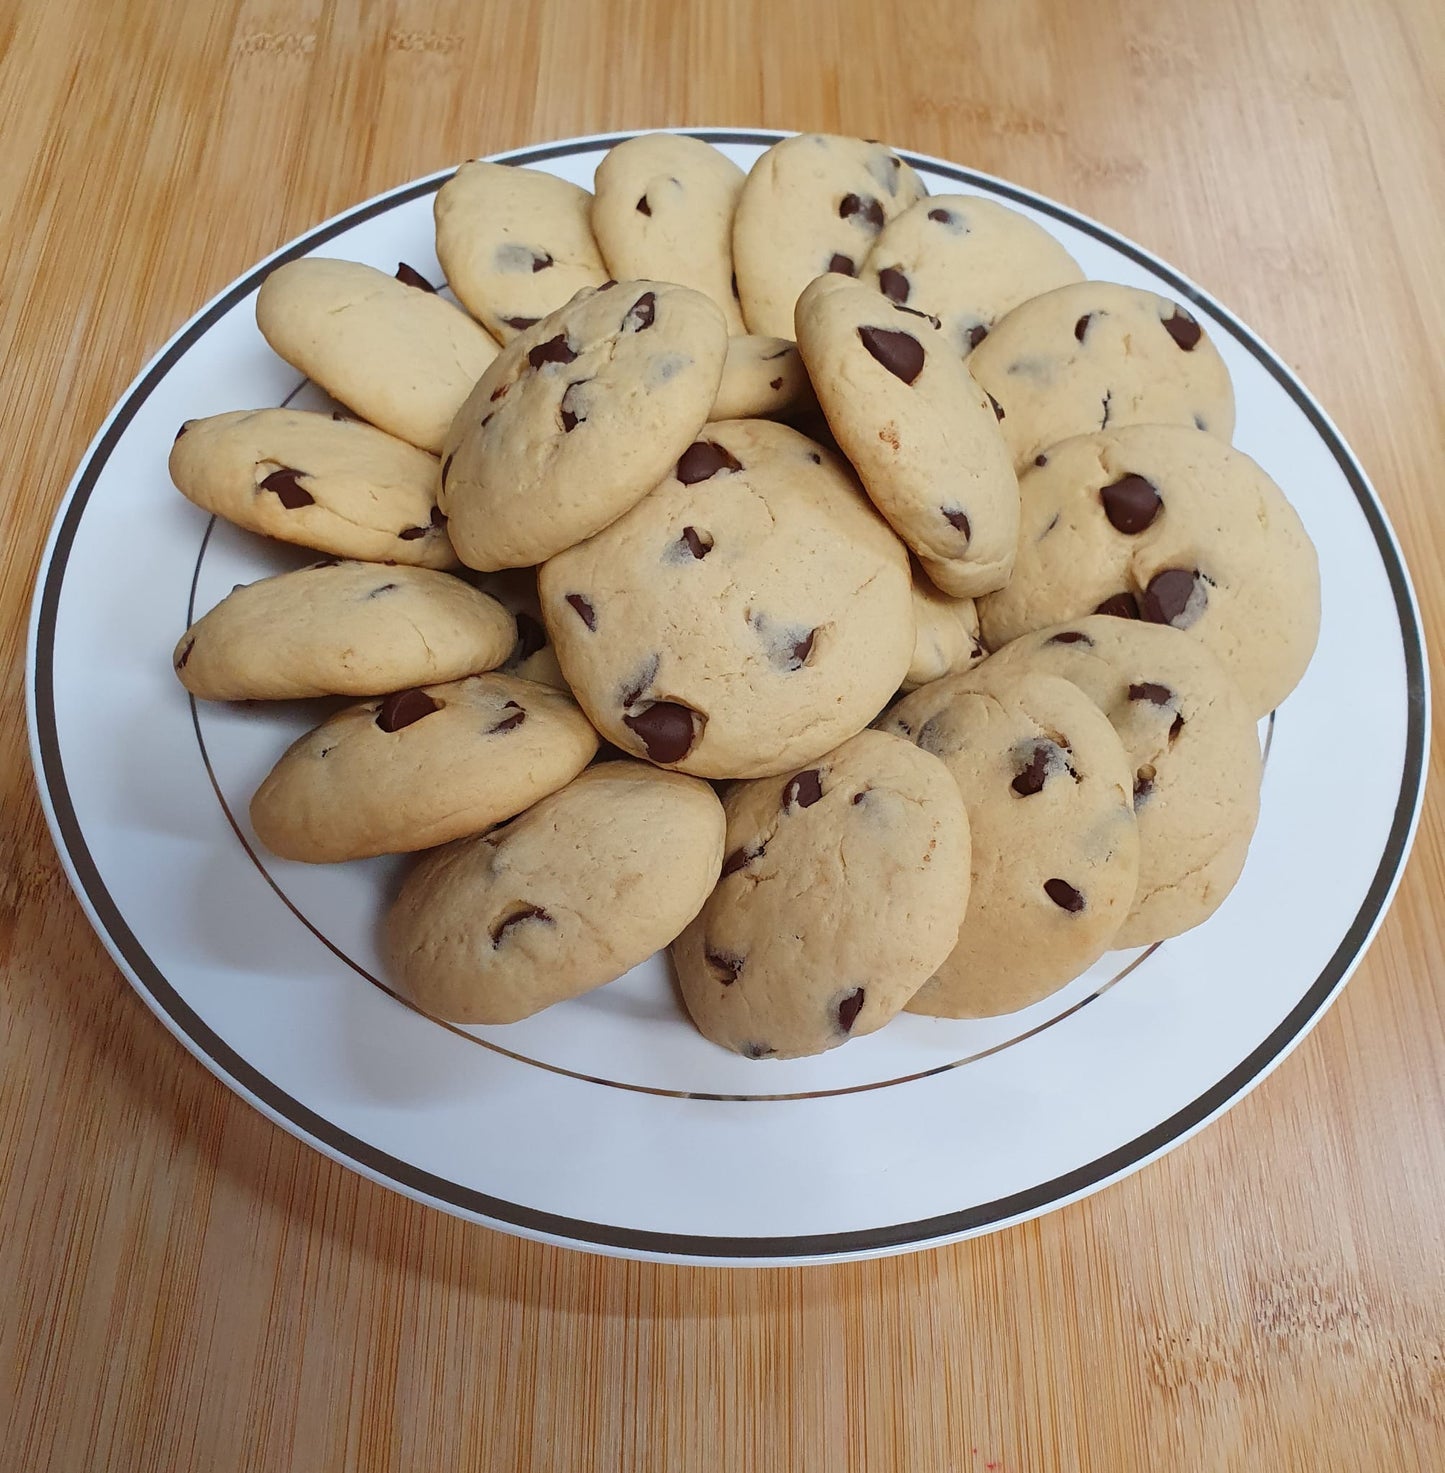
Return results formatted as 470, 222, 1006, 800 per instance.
25, 128, 1431, 1265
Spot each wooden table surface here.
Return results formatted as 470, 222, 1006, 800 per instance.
3, 1, 1442, 1467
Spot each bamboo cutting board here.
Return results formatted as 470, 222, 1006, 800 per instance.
2, 1, 1443, 1468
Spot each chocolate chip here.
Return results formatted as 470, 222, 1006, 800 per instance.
176, 638, 195, 669
877, 267, 910, 303
490, 383, 509, 401
1044, 878, 1085, 912
259, 467, 313, 509
1162, 306, 1202, 350
530, 251, 554, 272
622, 291, 656, 331
838, 193, 885, 229
808, 452, 822, 464
1048, 630, 1093, 646
769, 376, 783, 390
783, 768, 823, 811
502, 315, 539, 331
827, 253, 857, 276
1074, 313, 1093, 342
721, 843, 765, 878
1171, 711, 1185, 741
942, 506, 971, 538
1094, 592, 1140, 620
987, 391, 1005, 421
837, 988, 865, 1033
857, 325, 924, 384
680, 525, 712, 559
623, 701, 701, 763
375, 688, 440, 732
513, 612, 546, 662
394, 262, 435, 292
565, 593, 596, 630
597, 280, 618, 292
1129, 681, 1174, 707
397, 525, 428, 540
676, 440, 742, 483
559, 379, 588, 432
1140, 567, 1207, 628
1012, 741, 1057, 797
1034, 453, 1049, 467
787, 629, 815, 670
490, 903, 552, 945
706, 947, 744, 984
742, 1042, 774, 1058
636, 194, 652, 216
528, 334, 577, 368
1134, 764, 1156, 802
966, 323, 989, 349
1099, 473, 1163, 534
852, 789, 870, 804
479, 412, 495, 430
488, 700, 526, 734
928, 207, 952, 223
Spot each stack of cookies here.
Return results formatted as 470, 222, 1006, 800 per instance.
171, 132, 1321, 1060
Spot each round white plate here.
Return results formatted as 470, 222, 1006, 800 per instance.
27, 130, 1428, 1265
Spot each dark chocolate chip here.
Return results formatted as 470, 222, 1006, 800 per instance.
827, 253, 857, 276
852, 789, 869, 805
679, 525, 713, 559
565, 593, 597, 630
259, 467, 313, 509
769, 376, 784, 390
1044, 878, 1085, 912
787, 629, 816, 670
175, 638, 195, 669
1129, 681, 1174, 707
966, 323, 989, 349
528, 334, 577, 368
1048, 630, 1093, 646
1100, 473, 1163, 534
1034, 453, 1049, 467
597, 280, 618, 292
721, 843, 765, 878
1140, 567, 1207, 628
488, 700, 526, 734
783, 768, 823, 810
490, 383, 509, 401
623, 701, 700, 763
559, 379, 588, 432
636, 194, 652, 216
1162, 306, 1202, 350
1011, 741, 1056, 797
942, 506, 971, 538
512, 612, 546, 662
877, 266, 910, 303
397, 525, 428, 540
394, 262, 435, 292
502, 315, 540, 331
839, 192, 886, 229
837, 988, 866, 1033
622, 291, 656, 331
490, 903, 552, 945
1094, 592, 1141, 620
987, 391, 1005, 421
808, 452, 822, 464
375, 688, 440, 732
857, 325, 924, 384
530, 252, 554, 272
1170, 711, 1185, 741
1074, 313, 1093, 342
676, 440, 742, 483
706, 947, 744, 984
928, 207, 952, 223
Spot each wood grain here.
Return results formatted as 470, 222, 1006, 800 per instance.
2, 1, 1443, 1468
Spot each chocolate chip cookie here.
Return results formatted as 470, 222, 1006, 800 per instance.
795, 273, 1020, 596
976, 424, 1320, 718
250, 673, 599, 863
882, 666, 1139, 1016
441, 280, 729, 570
968, 281, 1236, 469
903, 570, 986, 692
388, 762, 725, 1023
175, 561, 515, 702
538, 418, 914, 779
674, 729, 970, 1058
709, 335, 817, 421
